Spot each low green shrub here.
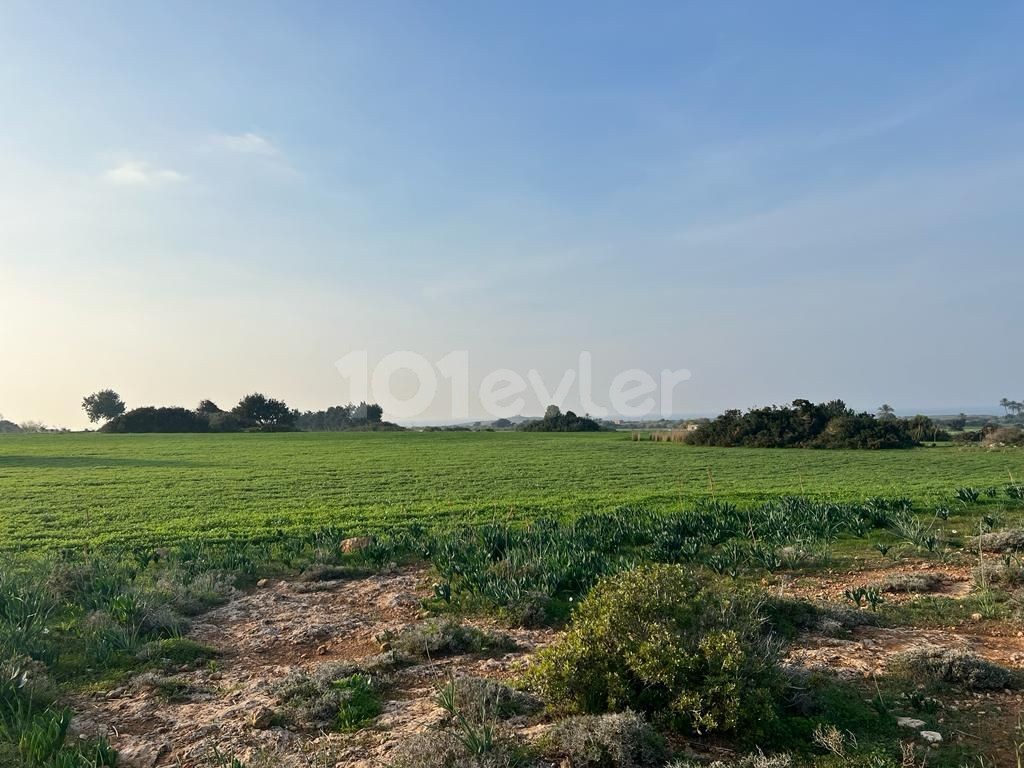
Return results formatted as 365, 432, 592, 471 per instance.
670, 753, 792, 768
971, 528, 1024, 553
892, 646, 1020, 690
873, 573, 942, 593
272, 660, 393, 729
135, 637, 218, 669
527, 564, 781, 735
390, 620, 516, 659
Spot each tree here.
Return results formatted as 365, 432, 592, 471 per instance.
877, 404, 896, 420
232, 393, 296, 429
82, 389, 126, 423
1001, 398, 1011, 416
544, 404, 562, 420
197, 400, 223, 414
355, 402, 383, 423
493, 418, 513, 429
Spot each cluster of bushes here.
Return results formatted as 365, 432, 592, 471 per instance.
953, 424, 1024, 447
518, 405, 605, 432
295, 402, 400, 431
97, 394, 397, 434
686, 399, 947, 449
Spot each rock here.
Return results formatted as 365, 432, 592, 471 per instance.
256, 578, 271, 588
970, 612, 983, 622
316, 643, 329, 656
117, 739, 170, 767
340, 536, 375, 554
249, 705, 276, 729
897, 716, 927, 729
920, 730, 943, 744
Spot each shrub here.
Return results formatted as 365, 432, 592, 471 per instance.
135, 637, 217, 668
527, 564, 780, 734
893, 646, 1020, 690
983, 426, 1024, 447
974, 561, 1024, 588
518, 405, 605, 432
447, 676, 540, 724
685, 399, 920, 449
100, 406, 209, 433
971, 528, 1024, 553
388, 730, 522, 768
272, 661, 392, 729
873, 573, 942, 593
390, 620, 516, 659
670, 754, 792, 768
544, 711, 667, 768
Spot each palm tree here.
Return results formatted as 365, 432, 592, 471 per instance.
877, 404, 896, 420
1001, 398, 1011, 416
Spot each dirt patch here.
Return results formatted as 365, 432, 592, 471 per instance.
773, 559, 974, 605
786, 624, 1024, 680
69, 569, 554, 768
786, 624, 1024, 763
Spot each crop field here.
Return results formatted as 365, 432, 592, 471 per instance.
1, 431, 1021, 552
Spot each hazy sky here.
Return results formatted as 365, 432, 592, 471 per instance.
2, 2, 1022, 427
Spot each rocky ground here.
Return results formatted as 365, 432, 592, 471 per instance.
70, 568, 553, 768
68, 561, 1023, 767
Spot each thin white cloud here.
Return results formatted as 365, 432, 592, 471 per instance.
211, 132, 278, 156
101, 161, 186, 187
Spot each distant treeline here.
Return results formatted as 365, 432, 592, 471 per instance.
686, 399, 948, 449
98, 393, 401, 433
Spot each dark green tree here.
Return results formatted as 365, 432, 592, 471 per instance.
232, 393, 296, 429
82, 389, 126, 423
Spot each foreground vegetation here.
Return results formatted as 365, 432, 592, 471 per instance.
2, 484, 1024, 765
1, 432, 1023, 552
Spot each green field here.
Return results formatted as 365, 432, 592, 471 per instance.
1, 431, 1021, 552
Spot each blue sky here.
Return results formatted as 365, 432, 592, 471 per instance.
1, 2, 1022, 426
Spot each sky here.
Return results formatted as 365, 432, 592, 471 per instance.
1, 1, 1022, 427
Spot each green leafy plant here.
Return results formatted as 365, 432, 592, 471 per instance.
955, 486, 981, 504
334, 674, 381, 731
527, 564, 780, 735
436, 679, 495, 755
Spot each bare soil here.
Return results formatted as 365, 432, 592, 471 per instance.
68, 561, 1024, 767
69, 569, 553, 768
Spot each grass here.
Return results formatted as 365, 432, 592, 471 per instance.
1, 431, 1021, 552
